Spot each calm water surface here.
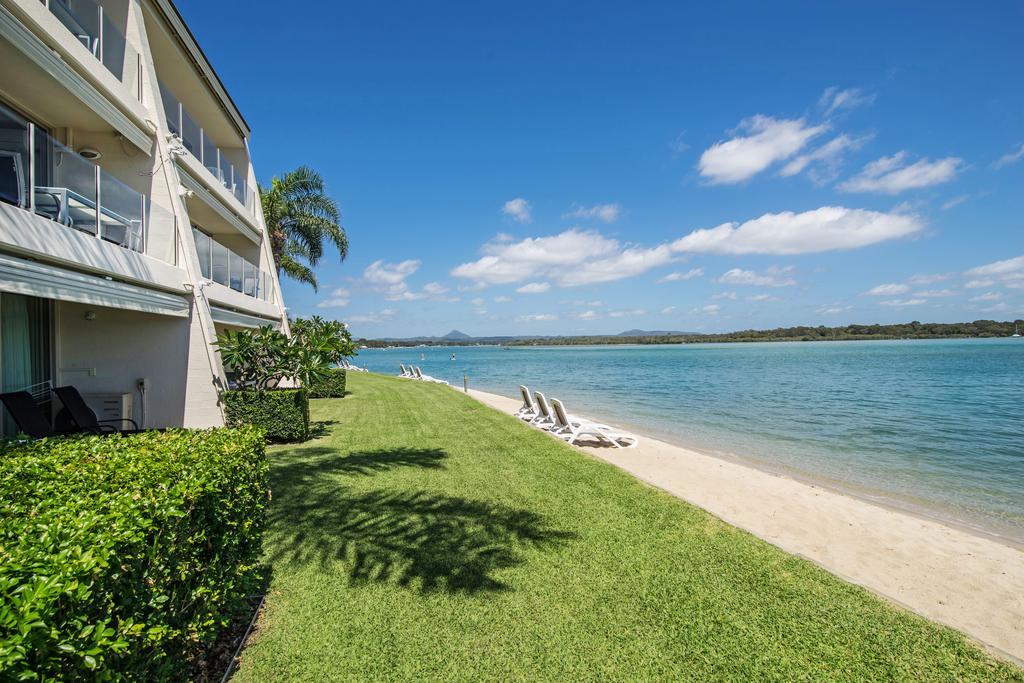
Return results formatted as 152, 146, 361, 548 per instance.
355, 340, 1024, 543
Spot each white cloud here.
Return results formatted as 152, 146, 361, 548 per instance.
914, 289, 956, 298
779, 133, 871, 183
470, 297, 486, 306
575, 310, 599, 320
516, 282, 551, 294
965, 255, 1024, 279
712, 291, 737, 300
661, 306, 676, 314
865, 283, 910, 296
564, 203, 621, 223
608, 309, 646, 318
672, 206, 923, 255
698, 115, 827, 184
517, 313, 557, 322
718, 267, 796, 287
964, 279, 995, 289
557, 244, 674, 287
346, 308, 397, 324
659, 268, 704, 283
819, 87, 876, 116
455, 207, 923, 291
838, 152, 962, 194
365, 259, 420, 286
817, 304, 852, 314
909, 273, 951, 285
494, 295, 512, 303
697, 304, 720, 314
994, 143, 1024, 169
363, 259, 441, 301
451, 229, 620, 285
747, 294, 779, 302
969, 291, 1002, 302
316, 287, 351, 308
879, 298, 927, 307
941, 195, 969, 210
502, 198, 532, 223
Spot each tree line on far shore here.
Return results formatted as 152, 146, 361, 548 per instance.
356, 319, 1024, 348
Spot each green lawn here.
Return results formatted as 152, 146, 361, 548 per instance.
234, 373, 1018, 681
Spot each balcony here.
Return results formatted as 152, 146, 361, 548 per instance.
159, 80, 253, 215
192, 228, 275, 304
40, 0, 139, 91
0, 101, 172, 260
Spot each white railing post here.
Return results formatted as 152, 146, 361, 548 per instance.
27, 124, 35, 213
97, 5, 104, 63
199, 127, 204, 166
94, 164, 102, 239
140, 194, 147, 253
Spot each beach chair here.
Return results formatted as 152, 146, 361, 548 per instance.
414, 367, 449, 385
531, 391, 558, 430
516, 385, 539, 421
399, 363, 412, 377
551, 398, 637, 448
0, 391, 55, 439
53, 386, 142, 434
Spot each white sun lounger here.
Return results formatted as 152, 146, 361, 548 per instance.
550, 398, 637, 448
414, 366, 449, 385
399, 363, 414, 377
531, 391, 559, 430
516, 385, 539, 421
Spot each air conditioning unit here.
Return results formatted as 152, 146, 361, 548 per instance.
82, 393, 134, 430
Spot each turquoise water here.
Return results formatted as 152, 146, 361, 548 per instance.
356, 339, 1024, 542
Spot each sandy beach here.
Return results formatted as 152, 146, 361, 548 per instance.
467, 387, 1024, 664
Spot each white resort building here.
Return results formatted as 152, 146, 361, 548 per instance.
0, 0, 287, 434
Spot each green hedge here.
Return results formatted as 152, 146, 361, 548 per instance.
0, 428, 268, 679
223, 388, 309, 443
307, 368, 347, 399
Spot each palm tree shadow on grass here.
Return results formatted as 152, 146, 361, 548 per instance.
268, 447, 576, 594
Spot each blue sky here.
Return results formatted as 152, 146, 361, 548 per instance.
177, 0, 1024, 337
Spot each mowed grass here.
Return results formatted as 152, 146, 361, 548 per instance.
234, 373, 1018, 681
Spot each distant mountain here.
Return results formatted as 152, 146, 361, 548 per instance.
618, 329, 695, 336
441, 329, 472, 340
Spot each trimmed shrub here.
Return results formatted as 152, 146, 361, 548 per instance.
0, 428, 268, 679
307, 368, 347, 399
223, 388, 309, 443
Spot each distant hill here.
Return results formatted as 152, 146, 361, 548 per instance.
617, 329, 693, 336
357, 319, 1024, 348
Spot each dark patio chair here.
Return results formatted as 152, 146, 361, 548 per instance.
53, 386, 141, 434
0, 391, 54, 439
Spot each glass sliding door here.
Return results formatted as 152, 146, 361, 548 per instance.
0, 294, 53, 437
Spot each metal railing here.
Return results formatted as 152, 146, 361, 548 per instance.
0, 101, 175, 259
40, 0, 141, 94
192, 228, 275, 303
159, 80, 254, 214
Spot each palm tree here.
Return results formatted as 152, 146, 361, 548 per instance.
260, 167, 348, 290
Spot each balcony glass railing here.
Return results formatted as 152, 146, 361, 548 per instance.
159, 81, 254, 214
0, 100, 167, 257
41, 0, 139, 90
191, 228, 275, 303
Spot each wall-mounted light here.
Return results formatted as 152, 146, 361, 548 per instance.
78, 148, 102, 160
84, 311, 97, 321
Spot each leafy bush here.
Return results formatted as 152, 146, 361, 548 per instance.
0, 428, 268, 680
216, 318, 356, 392
223, 389, 309, 443
307, 368, 347, 399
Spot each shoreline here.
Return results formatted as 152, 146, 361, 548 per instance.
464, 385, 1024, 664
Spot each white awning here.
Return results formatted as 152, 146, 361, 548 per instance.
209, 305, 280, 329
0, 253, 190, 317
